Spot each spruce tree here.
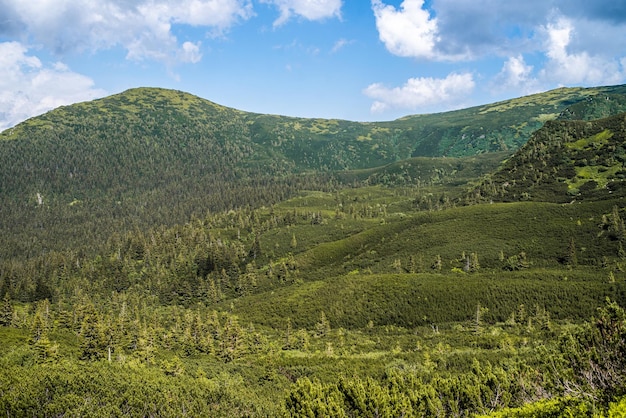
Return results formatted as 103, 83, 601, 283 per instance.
0, 293, 13, 327
566, 237, 578, 267
80, 307, 105, 361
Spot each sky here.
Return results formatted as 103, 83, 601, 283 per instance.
1, 0, 626, 131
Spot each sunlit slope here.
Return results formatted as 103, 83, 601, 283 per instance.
230, 198, 626, 328
471, 112, 626, 203
1, 85, 625, 257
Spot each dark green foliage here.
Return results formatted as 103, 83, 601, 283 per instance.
236, 271, 625, 329
0, 361, 270, 417
470, 112, 626, 203
2, 86, 626, 416
557, 300, 626, 401
0, 293, 12, 327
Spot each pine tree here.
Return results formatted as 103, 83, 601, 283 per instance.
219, 316, 243, 362
315, 311, 331, 338
566, 237, 578, 267
408, 255, 417, 273
80, 307, 105, 361
470, 252, 480, 272
0, 293, 13, 327
248, 234, 262, 259
392, 258, 403, 273
29, 311, 47, 344
284, 317, 294, 349
33, 334, 58, 362
431, 255, 442, 272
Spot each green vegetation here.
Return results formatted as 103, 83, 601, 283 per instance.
470, 112, 626, 203
2, 85, 626, 416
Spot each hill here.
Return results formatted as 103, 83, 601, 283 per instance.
470, 112, 626, 203
244, 84, 626, 165
2, 85, 626, 416
2, 85, 626, 257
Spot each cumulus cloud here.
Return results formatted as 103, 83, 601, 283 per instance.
371, 0, 441, 60
372, 0, 626, 63
539, 16, 626, 85
0, 0, 253, 64
261, 0, 342, 27
0, 42, 106, 131
364, 72, 475, 114
179, 41, 203, 63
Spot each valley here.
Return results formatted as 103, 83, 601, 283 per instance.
1, 85, 626, 416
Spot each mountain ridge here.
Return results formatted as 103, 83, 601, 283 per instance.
2, 84, 626, 257
5, 84, 626, 164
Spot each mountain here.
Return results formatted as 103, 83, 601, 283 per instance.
2, 85, 626, 258
2, 86, 626, 417
470, 111, 626, 203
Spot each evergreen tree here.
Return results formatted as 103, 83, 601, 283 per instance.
285, 378, 347, 418
315, 311, 331, 338
431, 255, 442, 272
219, 316, 243, 362
29, 310, 47, 344
32, 334, 58, 362
248, 234, 262, 259
470, 252, 480, 272
0, 292, 13, 327
80, 306, 105, 361
408, 255, 417, 273
566, 237, 578, 267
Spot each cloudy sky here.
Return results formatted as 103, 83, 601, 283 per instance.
1, 0, 625, 130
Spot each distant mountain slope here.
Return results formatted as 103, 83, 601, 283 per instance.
470, 112, 626, 203
4, 84, 626, 169
1, 85, 626, 257
0, 88, 327, 257
392, 84, 626, 157
244, 85, 626, 166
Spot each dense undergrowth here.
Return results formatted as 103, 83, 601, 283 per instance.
2, 183, 626, 416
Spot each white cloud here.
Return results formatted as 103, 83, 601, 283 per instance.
371, 0, 439, 59
501, 56, 533, 85
0, 42, 106, 131
173, 0, 254, 28
262, 0, 342, 27
179, 41, 202, 63
539, 16, 626, 85
1, 0, 254, 64
364, 72, 475, 114
493, 55, 541, 94
372, 0, 470, 61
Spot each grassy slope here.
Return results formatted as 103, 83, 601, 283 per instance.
231, 197, 626, 328
472, 111, 626, 203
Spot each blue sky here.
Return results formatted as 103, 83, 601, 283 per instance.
1, 0, 626, 130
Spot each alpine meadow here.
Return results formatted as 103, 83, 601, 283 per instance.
3, 84, 626, 417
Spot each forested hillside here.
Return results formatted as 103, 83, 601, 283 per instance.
471, 112, 626, 203
2, 86, 626, 259
1, 85, 626, 416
